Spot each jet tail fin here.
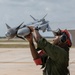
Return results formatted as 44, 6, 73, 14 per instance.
5, 23, 11, 29
42, 14, 48, 19
30, 15, 36, 21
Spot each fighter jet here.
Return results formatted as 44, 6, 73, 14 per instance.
5, 14, 52, 40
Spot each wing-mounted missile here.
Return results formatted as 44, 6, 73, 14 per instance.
5, 22, 25, 40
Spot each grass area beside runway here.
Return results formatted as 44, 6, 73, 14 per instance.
0, 38, 53, 42
0, 38, 53, 48
0, 44, 30, 48
0, 39, 29, 48
0, 39, 26, 42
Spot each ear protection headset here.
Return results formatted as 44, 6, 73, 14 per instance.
54, 29, 72, 47
60, 33, 67, 43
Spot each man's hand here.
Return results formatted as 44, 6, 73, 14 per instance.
25, 33, 33, 44
27, 26, 35, 32
26, 26, 42, 43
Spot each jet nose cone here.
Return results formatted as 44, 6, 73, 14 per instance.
5, 32, 11, 37
5, 32, 11, 40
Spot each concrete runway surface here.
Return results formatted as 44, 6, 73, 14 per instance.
0, 48, 75, 75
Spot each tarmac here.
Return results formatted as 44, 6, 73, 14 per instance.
0, 48, 75, 75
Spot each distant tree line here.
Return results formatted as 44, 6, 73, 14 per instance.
0, 37, 6, 38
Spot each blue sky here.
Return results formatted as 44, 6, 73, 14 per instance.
0, 0, 75, 36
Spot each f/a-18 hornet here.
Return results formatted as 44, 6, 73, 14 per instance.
5, 14, 52, 40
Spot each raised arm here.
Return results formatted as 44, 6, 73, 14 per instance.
25, 33, 39, 59
31, 29, 67, 62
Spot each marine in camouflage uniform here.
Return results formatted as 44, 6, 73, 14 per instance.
26, 28, 72, 75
